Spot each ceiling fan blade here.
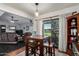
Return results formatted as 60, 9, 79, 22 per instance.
14, 20, 18, 21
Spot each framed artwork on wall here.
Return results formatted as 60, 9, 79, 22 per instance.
26, 26, 29, 31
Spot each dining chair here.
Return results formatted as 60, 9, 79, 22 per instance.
27, 38, 39, 56
23, 32, 32, 42
43, 37, 55, 56
24, 32, 37, 56
24, 33, 43, 56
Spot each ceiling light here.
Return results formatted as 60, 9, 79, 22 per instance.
35, 11, 39, 17
35, 3, 39, 17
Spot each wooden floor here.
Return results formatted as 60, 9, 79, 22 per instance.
65, 49, 73, 56
8, 47, 70, 56
0, 41, 71, 56
6, 47, 25, 56
0, 41, 25, 56
5, 47, 71, 56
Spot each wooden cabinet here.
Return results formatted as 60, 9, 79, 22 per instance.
77, 14, 79, 34
67, 13, 79, 49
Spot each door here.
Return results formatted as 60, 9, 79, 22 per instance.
43, 20, 52, 37
43, 18, 59, 48
51, 18, 59, 48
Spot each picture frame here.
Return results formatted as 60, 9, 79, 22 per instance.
26, 26, 29, 31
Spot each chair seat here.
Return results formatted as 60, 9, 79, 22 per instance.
44, 43, 53, 47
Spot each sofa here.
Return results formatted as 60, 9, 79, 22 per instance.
0, 32, 18, 44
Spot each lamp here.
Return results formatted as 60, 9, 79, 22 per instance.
35, 3, 39, 17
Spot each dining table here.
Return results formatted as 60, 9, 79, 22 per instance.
25, 35, 44, 56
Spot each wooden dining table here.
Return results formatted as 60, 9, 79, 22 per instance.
25, 35, 44, 56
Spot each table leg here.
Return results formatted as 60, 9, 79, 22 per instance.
25, 40, 29, 56
39, 40, 44, 56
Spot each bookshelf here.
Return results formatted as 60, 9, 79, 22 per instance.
67, 14, 79, 49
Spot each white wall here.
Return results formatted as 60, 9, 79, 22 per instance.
16, 23, 33, 34
0, 15, 33, 33
0, 20, 33, 33
0, 20, 16, 32
0, 9, 33, 33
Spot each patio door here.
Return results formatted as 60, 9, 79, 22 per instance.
43, 20, 52, 37
43, 18, 59, 48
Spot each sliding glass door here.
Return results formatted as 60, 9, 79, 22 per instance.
43, 20, 52, 37
43, 18, 59, 48
51, 18, 59, 48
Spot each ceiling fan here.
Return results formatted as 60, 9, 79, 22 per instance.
10, 16, 19, 23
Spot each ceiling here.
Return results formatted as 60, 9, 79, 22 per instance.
0, 12, 31, 25
4, 3, 79, 17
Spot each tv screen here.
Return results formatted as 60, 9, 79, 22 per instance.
16, 30, 23, 36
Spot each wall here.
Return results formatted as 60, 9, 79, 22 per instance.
0, 8, 33, 33
0, 20, 16, 32
16, 23, 33, 34
0, 20, 33, 33
0, 15, 33, 33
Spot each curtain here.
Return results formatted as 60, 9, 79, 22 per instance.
59, 15, 67, 52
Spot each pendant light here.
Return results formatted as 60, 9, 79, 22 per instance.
35, 3, 39, 17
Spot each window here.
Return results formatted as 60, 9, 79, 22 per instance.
9, 26, 16, 30
43, 21, 51, 37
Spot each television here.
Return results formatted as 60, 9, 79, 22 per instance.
16, 30, 23, 36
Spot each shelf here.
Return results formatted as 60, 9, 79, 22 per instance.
67, 14, 79, 50
68, 34, 77, 37
68, 26, 77, 29
70, 35, 77, 37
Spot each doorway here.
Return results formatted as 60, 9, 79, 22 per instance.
43, 18, 59, 48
